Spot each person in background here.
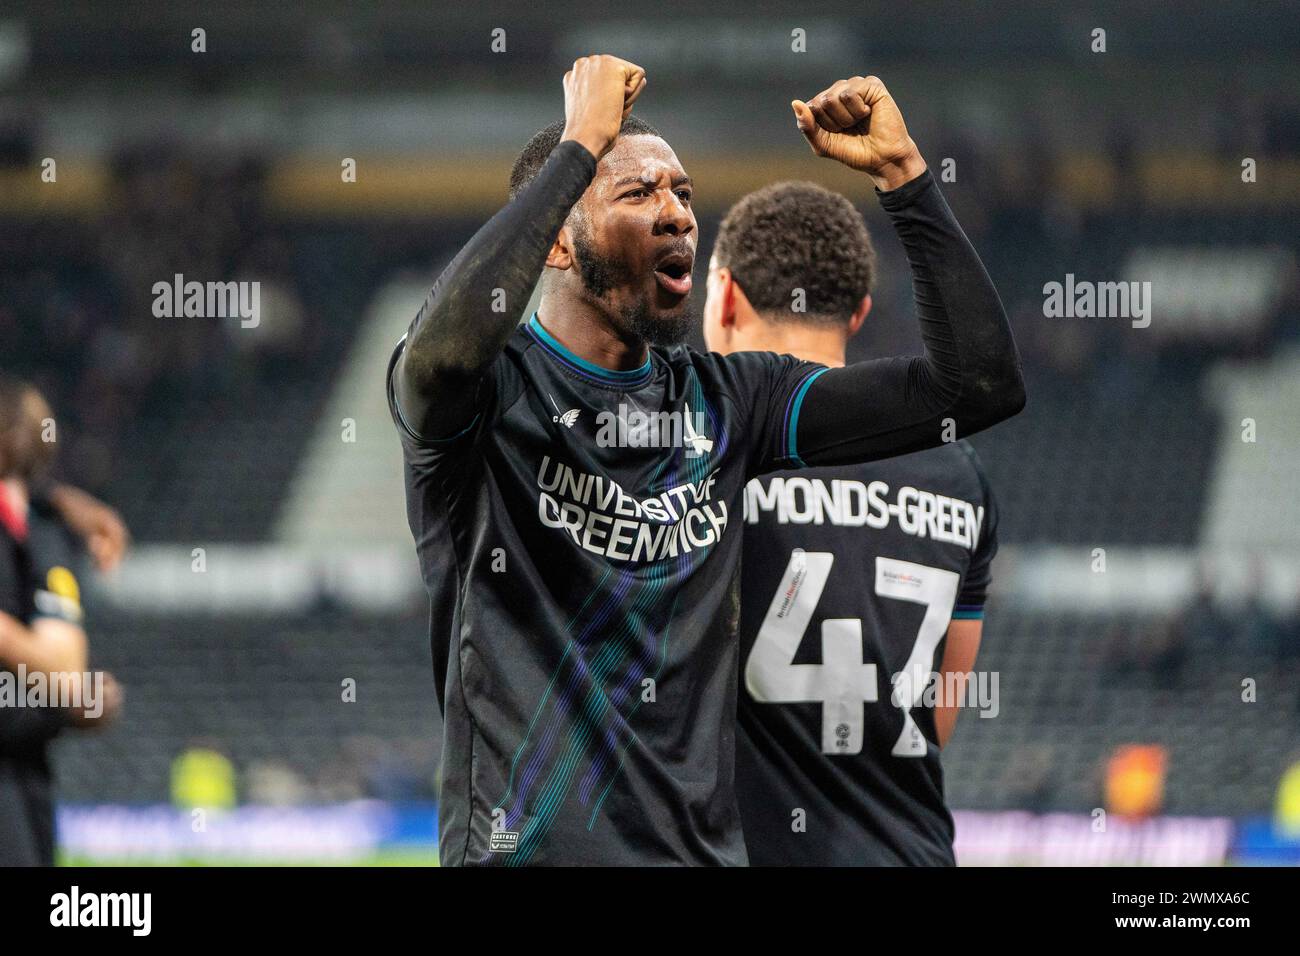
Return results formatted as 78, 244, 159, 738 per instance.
0, 376, 124, 866
705, 180, 1004, 866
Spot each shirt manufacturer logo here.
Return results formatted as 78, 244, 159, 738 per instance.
548, 394, 581, 428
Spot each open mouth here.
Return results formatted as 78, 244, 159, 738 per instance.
653, 253, 694, 296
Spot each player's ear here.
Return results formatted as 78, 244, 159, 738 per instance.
847, 293, 872, 336
717, 268, 740, 328
546, 225, 575, 270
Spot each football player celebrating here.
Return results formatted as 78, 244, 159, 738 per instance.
387, 60, 1022, 864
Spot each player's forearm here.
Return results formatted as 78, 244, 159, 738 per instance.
396, 139, 598, 433
793, 171, 1024, 465
880, 169, 1025, 428
934, 689, 965, 748
40, 483, 130, 572
0, 614, 87, 677
936, 619, 984, 748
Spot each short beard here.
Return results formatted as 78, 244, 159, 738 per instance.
572, 227, 694, 348
572, 224, 634, 299
619, 299, 696, 347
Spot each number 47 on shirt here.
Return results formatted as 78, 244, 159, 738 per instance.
744, 550, 959, 757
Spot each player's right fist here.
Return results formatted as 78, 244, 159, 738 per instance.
792, 75, 926, 191
561, 55, 646, 160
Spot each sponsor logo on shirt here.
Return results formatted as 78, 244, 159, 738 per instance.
536, 456, 728, 561
35, 566, 83, 623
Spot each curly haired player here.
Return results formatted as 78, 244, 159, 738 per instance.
707, 179, 998, 865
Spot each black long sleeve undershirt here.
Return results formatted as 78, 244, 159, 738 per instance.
394, 140, 598, 440
794, 169, 1025, 464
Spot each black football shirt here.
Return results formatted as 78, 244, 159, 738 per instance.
389, 314, 826, 865
735, 441, 997, 865
0, 507, 84, 867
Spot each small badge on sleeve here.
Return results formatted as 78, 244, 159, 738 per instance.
35, 565, 83, 623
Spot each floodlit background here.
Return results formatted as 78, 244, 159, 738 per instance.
3, 1, 1300, 864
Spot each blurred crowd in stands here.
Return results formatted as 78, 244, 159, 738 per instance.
1105, 566, 1300, 691
0, 150, 313, 494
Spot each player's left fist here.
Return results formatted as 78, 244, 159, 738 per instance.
791, 76, 926, 191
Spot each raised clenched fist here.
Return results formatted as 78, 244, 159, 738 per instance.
792, 75, 926, 191
561, 55, 647, 160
